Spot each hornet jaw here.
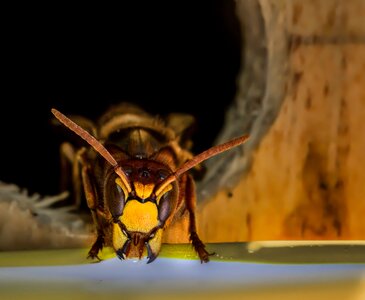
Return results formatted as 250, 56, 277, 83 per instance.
115, 220, 162, 264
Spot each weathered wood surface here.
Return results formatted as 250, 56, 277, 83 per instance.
196, 0, 365, 242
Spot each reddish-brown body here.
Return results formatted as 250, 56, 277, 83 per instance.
52, 103, 248, 263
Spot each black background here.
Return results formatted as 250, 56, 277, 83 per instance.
2, 1, 242, 196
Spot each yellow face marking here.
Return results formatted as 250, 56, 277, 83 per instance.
121, 199, 159, 233
113, 223, 128, 251
112, 199, 163, 259
133, 182, 155, 200
115, 177, 129, 199
149, 228, 163, 256
156, 183, 172, 204
115, 167, 132, 193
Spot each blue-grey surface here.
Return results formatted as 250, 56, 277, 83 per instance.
1, 258, 365, 293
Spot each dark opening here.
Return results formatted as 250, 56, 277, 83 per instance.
1, 1, 242, 196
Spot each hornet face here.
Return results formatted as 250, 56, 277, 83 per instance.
112, 200, 163, 263
106, 160, 178, 263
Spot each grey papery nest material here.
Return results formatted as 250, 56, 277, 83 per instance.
0, 181, 92, 251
